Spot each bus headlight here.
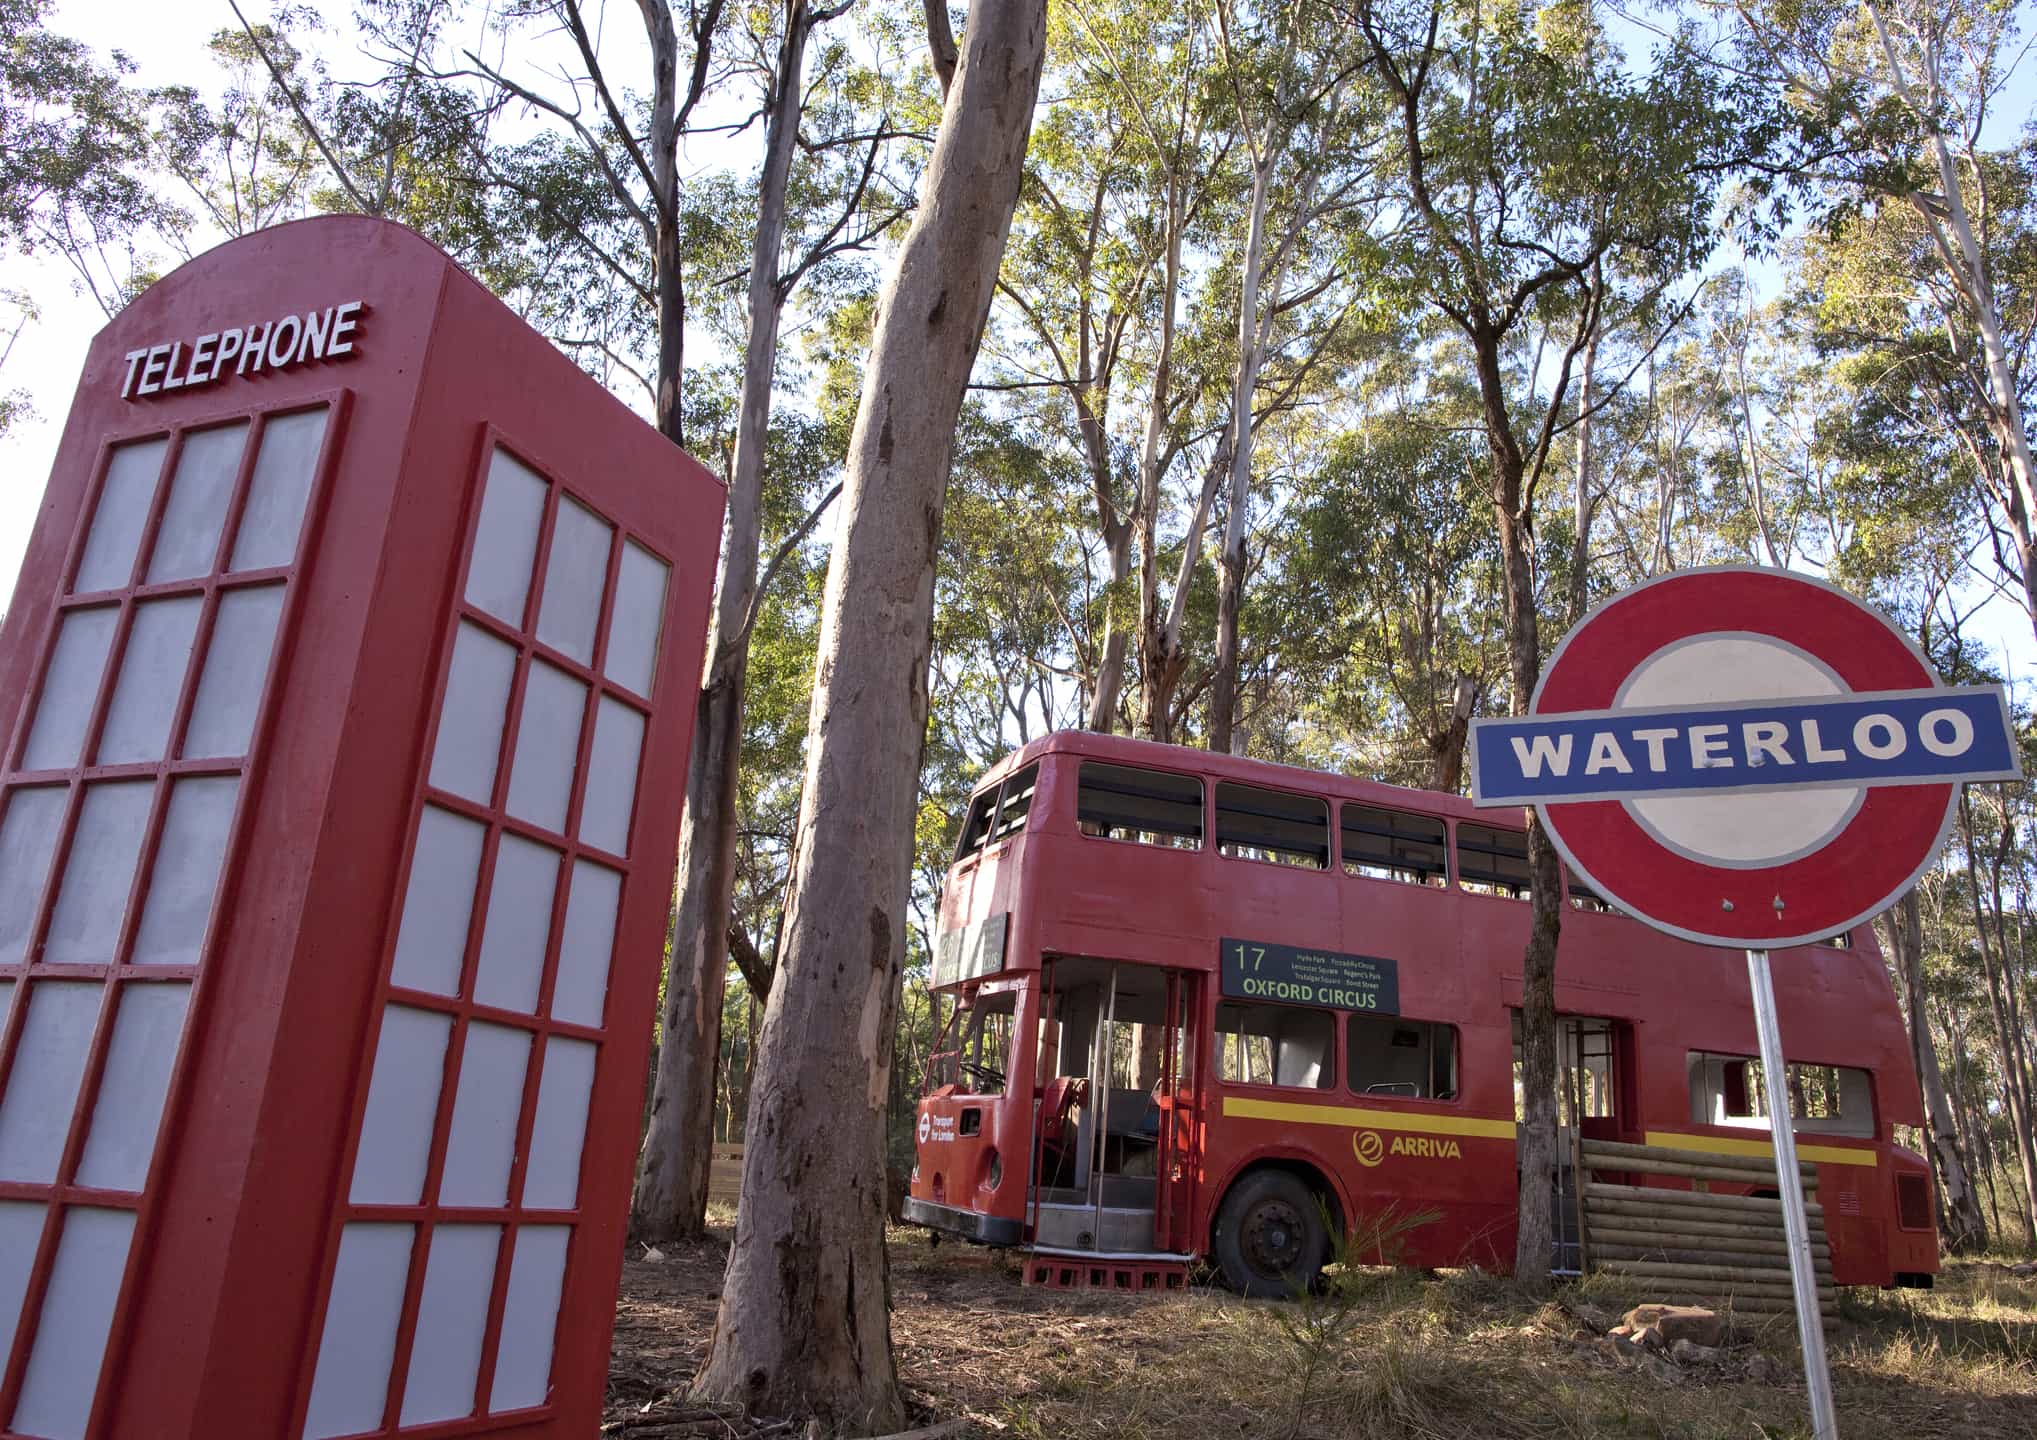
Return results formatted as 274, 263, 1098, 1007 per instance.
984, 1149, 1003, 1191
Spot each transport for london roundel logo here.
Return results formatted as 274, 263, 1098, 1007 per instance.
1469, 568, 2020, 948
1353, 1130, 1384, 1167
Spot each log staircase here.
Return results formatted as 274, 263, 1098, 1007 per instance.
1576, 1138, 1838, 1325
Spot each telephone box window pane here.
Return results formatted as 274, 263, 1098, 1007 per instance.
349, 1006, 452, 1206
430, 623, 516, 805
473, 834, 559, 1015
131, 776, 238, 966
400, 1224, 501, 1426
0, 787, 68, 966
74, 438, 167, 593
0, 982, 100, 1183
504, 660, 585, 834
11, 1206, 135, 1440
229, 406, 327, 570
489, 1224, 568, 1413
439, 1021, 530, 1208
97, 595, 203, 764
182, 584, 283, 758
389, 806, 486, 997
579, 697, 643, 856
551, 860, 620, 1028
605, 540, 668, 697
147, 421, 248, 583
535, 496, 612, 665
0, 1201, 45, 1374
43, 781, 154, 966
303, 1222, 414, 1440
76, 980, 191, 1191
523, 1037, 595, 1210
22, 607, 118, 772
466, 448, 547, 627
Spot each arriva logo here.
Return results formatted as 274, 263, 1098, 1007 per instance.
1352, 1129, 1462, 1165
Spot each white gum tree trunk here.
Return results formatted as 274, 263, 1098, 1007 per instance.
692, 1, 1047, 1427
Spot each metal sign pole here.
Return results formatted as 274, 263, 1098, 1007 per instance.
1746, 948, 1839, 1440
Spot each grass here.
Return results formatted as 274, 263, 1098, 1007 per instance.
607, 1229, 2037, 1438
883, 1244, 2037, 1440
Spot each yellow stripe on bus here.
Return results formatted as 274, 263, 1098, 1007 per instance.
1221, 1096, 1516, 1141
1642, 1130, 1878, 1168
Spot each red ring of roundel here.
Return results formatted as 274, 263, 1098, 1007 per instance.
1533, 568, 1950, 948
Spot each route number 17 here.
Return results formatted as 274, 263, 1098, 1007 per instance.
1234, 943, 1266, 972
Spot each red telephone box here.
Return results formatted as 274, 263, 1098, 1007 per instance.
0, 217, 723, 1439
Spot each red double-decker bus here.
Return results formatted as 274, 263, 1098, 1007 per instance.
903, 731, 1939, 1295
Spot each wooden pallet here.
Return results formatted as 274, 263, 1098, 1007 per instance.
707, 1141, 744, 1204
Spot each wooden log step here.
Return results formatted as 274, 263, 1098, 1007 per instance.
1587, 1224, 1829, 1255
1587, 1183, 1823, 1217
1584, 1212, 1823, 1244
1583, 1155, 1818, 1189
1591, 1243, 1833, 1272
1587, 1204, 1825, 1240
1597, 1260, 1836, 1295
1581, 1139, 1815, 1178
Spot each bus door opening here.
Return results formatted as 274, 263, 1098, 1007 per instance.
1513, 1013, 1628, 1274
1029, 958, 1199, 1256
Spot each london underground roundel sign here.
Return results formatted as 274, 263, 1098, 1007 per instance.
1469, 568, 2022, 948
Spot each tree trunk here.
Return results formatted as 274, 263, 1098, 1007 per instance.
1475, 327, 1563, 1291
693, 3, 1046, 1425
630, 1, 810, 1243
1960, 792, 2037, 1241
1207, 156, 1273, 756
1569, 292, 1597, 625
1427, 674, 1475, 793
1087, 518, 1133, 730
1879, 890, 1988, 1250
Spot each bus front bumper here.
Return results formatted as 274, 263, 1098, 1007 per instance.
902, 1196, 1023, 1246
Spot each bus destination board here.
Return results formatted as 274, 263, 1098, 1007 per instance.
1220, 938, 1400, 1014
932, 911, 1008, 989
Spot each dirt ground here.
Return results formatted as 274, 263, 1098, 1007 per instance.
604, 1224, 2037, 1439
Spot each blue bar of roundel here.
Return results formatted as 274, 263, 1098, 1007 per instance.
1468, 688, 2018, 806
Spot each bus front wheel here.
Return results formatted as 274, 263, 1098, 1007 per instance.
1214, 1169, 1328, 1298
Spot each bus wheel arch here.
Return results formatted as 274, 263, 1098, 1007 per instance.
1210, 1158, 1344, 1298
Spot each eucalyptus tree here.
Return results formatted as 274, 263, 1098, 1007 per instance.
633, 0, 920, 1247
151, 23, 322, 248
692, 0, 1046, 1422
1343, 0, 1749, 1286
1280, 408, 1506, 789
446, 0, 729, 444
0, 0, 182, 315
1202, 0, 1377, 754
1719, 0, 2037, 640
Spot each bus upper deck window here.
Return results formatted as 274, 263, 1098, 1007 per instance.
991, 764, 1038, 841
1341, 804, 1447, 886
1075, 762, 1203, 849
1216, 782, 1328, 870
1564, 865, 1619, 914
953, 787, 998, 862
1457, 824, 1530, 899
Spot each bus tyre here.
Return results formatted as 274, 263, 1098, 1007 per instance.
1214, 1170, 1328, 1298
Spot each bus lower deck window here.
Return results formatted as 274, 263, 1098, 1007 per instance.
1348, 1014, 1457, 1100
1216, 782, 1329, 869
1215, 1002, 1334, 1088
1341, 804, 1447, 886
1075, 761, 1203, 848
1686, 1051, 1874, 1137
